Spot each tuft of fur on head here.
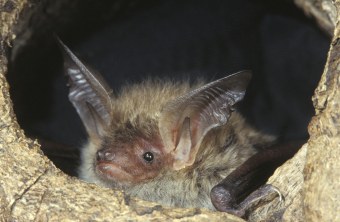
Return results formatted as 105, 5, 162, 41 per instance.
78, 78, 275, 210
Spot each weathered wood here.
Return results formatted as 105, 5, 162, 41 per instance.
303, 0, 340, 219
294, 0, 336, 35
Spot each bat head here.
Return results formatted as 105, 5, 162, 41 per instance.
94, 122, 172, 185
58, 39, 251, 186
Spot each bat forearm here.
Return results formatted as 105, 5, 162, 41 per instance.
210, 140, 305, 217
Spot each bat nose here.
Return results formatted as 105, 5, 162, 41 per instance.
96, 149, 115, 161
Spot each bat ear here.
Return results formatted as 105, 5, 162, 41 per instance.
159, 71, 252, 170
57, 38, 113, 139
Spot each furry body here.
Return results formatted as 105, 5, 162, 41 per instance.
78, 79, 273, 210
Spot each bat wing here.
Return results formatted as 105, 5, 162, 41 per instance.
210, 141, 305, 218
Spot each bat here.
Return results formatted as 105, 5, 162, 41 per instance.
57, 39, 303, 218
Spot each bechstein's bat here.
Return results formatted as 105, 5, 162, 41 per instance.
58, 40, 303, 218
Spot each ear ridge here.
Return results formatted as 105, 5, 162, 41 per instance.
57, 38, 113, 138
159, 71, 252, 170
172, 117, 192, 170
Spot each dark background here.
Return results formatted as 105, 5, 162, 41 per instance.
7, 0, 330, 175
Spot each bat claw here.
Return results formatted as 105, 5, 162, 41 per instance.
240, 184, 283, 208
270, 185, 284, 202
211, 184, 284, 219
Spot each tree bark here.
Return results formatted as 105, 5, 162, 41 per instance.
294, 0, 337, 35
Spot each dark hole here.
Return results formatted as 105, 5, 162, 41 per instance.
7, 0, 330, 176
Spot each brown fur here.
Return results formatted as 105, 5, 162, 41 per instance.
78, 79, 274, 210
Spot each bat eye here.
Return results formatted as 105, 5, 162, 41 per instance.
143, 152, 154, 162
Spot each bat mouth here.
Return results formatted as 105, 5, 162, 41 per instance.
96, 162, 133, 182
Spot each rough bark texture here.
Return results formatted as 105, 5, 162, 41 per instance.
0, 0, 339, 221
303, 1, 340, 220
294, 0, 337, 35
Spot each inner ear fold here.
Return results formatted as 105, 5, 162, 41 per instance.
57, 38, 114, 139
172, 117, 192, 170
159, 71, 252, 170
